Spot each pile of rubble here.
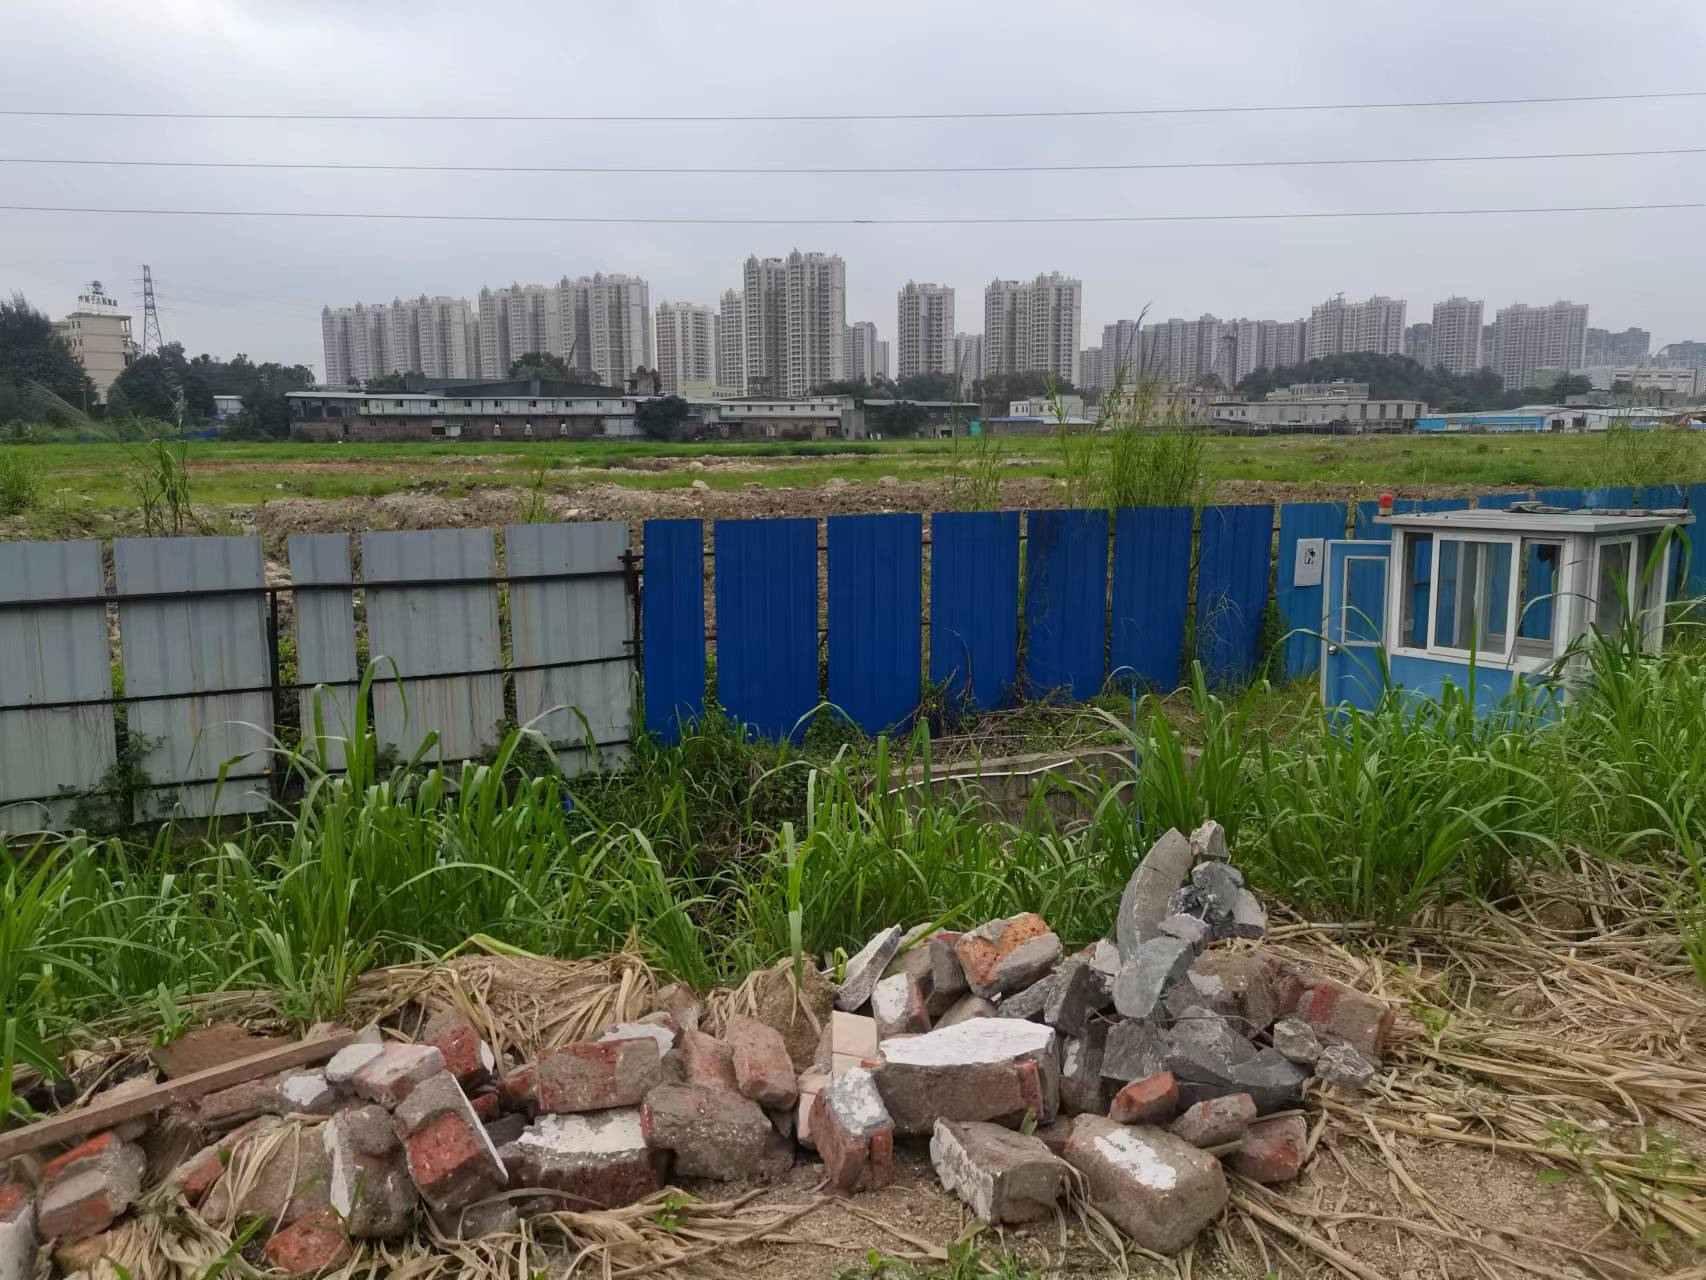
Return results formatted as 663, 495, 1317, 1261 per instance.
0, 820, 1395, 1274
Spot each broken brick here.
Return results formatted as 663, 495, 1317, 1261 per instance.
955, 914, 1063, 999
393, 1072, 508, 1212
811, 1068, 894, 1193
423, 1012, 496, 1088
351, 1043, 446, 1107
640, 1084, 792, 1181
1227, 1113, 1307, 1183
500, 1110, 666, 1212
533, 1038, 661, 1114
677, 1029, 739, 1091
263, 1206, 352, 1276
1294, 980, 1394, 1063
1109, 1073, 1179, 1126
871, 1018, 1058, 1135
726, 1016, 798, 1109
870, 971, 931, 1039
930, 1119, 1070, 1224
1060, 1115, 1227, 1255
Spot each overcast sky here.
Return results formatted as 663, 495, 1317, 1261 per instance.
4, 0, 1703, 373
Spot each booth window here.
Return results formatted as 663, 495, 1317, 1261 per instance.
1515, 539, 1562, 656
1432, 538, 1514, 656
1399, 532, 1433, 648
1594, 539, 1634, 635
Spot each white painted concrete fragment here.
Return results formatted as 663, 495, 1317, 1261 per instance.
325, 1042, 384, 1085
517, 1109, 647, 1157
879, 1018, 1053, 1067
1093, 1128, 1179, 1190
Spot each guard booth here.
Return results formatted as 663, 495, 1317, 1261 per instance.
1321, 501, 1694, 711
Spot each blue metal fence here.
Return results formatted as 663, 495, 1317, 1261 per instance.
714, 518, 818, 741
637, 484, 1705, 741
1023, 509, 1109, 701
931, 511, 1021, 712
828, 513, 922, 734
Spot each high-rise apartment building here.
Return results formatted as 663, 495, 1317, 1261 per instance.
54, 281, 135, 403
718, 289, 745, 392
1257, 319, 1307, 374
1404, 322, 1435, 370
1098, 319, 1144, 389
1142, 315, 1232, 386
654, 300, 718, 394
845, 320, 881, 383
1428, 296, 1483, 374
875, 340, 890, 380
1306, 294, 1406, 359
1583, 326, 1651, 368
952, 332, 982, 394
1079, 347, 1102, 391
982, 273, 1081, 381
1488, 300, 1589, 389
895, 281, 955, 380
743, 251, 845, 396
561, 273, 652, 387
477, 286, 520, 380
504, 283, 563, 369
325, 296, 477, 383
321, 302, 393, 385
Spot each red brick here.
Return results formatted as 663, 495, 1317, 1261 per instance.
0, 1182, 27, 1219
170, 1145, 227, 1203
726, 1016, 798, 1109
264, 1206, 352, 1275
1228, 1113, 1307, 1184
43, 1131, 119, 1182
497, 1063, 535, 1112
426, 1019, 493, 1088
468, 1090, 501, 1124
1109, 1072, 1179, 1125
534, 1039, 661, 1115
811, 1069, 894, 1193
955, 914, 1058, 998
678, 1029, 739, 1091
351, 1043, 445, 1107
404, 1111, 505, 1211
1294, 981, 1394, 1063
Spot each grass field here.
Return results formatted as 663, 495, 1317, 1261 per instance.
4, 430, 1695, 513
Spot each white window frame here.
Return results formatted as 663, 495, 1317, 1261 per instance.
1389, 529, 1524, 665
1512, 537, 1568, 661
1589, 535, 1640, 636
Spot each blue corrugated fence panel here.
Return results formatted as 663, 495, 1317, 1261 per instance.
1413, 497, 1471, 513
642, 520, 705, 742
1476, 493, 1524, 510
1196, 504, 1274, 686
828, 513, 922, 734
1588, 485, 1636, 508
1275, 502, 1346, 679
715, 518, 818, 741
930, 511, 1020, 710
1538, 488, 1584, 508
1646, 483, 1686, 508
1023, 509, 1109, 700
1353, 498, 1411, 539
1110, 506, 1192, 691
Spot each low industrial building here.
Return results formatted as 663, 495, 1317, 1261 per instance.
287, 380, 868, 442
1415, 405, 1698, 433
1211, 396, 1425, 430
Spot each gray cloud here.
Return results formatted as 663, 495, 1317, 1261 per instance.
4, 0, 1702, 370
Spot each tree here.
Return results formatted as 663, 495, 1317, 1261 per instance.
635, 394, 690, 440
1235, 352, 1522, 412
0, 292, 95, 413
972, 371, 1075, 417
510, 351, 571, 381
363, 371, 413, 391
808, 378, 878, 398
1550, 374, 1594, 399
867, 401, 929, 437
108, 342, 215, 424
893, 371, 957, 401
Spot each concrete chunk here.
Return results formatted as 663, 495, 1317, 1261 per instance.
836, 926, 904, 1012
1169, 1093, 1255, 1147
641, 1085, 793, 1180
1189, 819, 1229, 861
1315, 1041, 1376, 1090
1057, 1022, 1110, 1116
1112, 936, 1195, 1020
1100, 1021, 1169, 1085
927, 933, 969, 1002
1061, 1115, 1227, 1254
1115, 828, 1194, 960
1158, 913, 1212, 955
872, 1019, 1058, 1134
934, 994, 997, 1029
870, 971, 932, 1039
323, 1104, 415, 1238
1270, 1017, 1322, 1065
37, 1135, 145, 1242
0, 1183, 36, 1280
1183, 951, 1284, 1036
930, 1119, 1070, 1224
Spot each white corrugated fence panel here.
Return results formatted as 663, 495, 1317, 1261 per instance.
288, 533, 359, 770
361, 528, 503, 763
0, 540, 116, 834
114, 536, 272, 820
506, 521, 634, 775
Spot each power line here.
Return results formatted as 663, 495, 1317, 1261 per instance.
2, 145, 1701, 177
1, 90, 1702, 124
1, 202, 1701, 226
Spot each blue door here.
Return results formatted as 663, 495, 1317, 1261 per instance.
1321, 539, 1391, 711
